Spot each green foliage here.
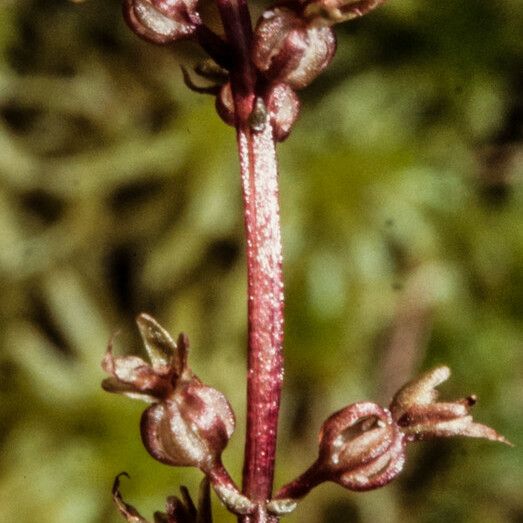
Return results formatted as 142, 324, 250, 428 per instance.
0, 0, 521, 521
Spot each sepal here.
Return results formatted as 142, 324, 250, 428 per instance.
390, 366, 511, 444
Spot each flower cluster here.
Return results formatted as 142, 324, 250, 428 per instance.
275, 366, 509, 501
102, 319, 509, 518
122, 0, 387, 141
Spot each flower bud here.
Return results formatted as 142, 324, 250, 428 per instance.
252, 6, 336, 90
318, 402, 406, 491
141, 379, 235, 471
123, 0, 200, 45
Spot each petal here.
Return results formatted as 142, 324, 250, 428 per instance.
102, 335, 168, 398
405, 416, 511, 445
102, 336, 170, 399
133, 0, 196, 40
152, 0, 199, 20
181, 383, 236, 444
101, 377, 157, 402
115, 356, 153, 382
395, 401, 471, 427
102, 333, 151, 381
319, 402, 389, 448
390, 366, 450, 419
335, 423, 394, 469
136, 313, 178, 369
123, 0, 189, 44
266, 82, 300, 142
252, 7, 301, 72
284, 26, 336, 90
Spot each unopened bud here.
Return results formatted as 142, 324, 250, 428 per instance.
318, 402, 406, 491
141, 380, 235, 471
252, 6, 336, 90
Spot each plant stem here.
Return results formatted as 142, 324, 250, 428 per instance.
216, 2, 284, 520
237, 122, 285, 522
274, 463, 324, 501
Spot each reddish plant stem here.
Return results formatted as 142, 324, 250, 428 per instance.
274, 463, 324, 501
216, 0, 255, 97
237, 123, 285, 522
216, 2, 284, 520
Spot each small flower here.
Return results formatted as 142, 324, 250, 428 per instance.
102, 314, 235, 472
275, 366, 509, 501
389, 366, 511, 444
123, 0, 201, 45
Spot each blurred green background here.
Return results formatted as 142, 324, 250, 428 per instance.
0, 0, 522, 521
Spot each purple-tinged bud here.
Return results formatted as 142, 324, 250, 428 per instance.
123, 0, 201, 45
141, 379, 235, 471
304, 0, 387, 24
102, 314, 236, 472
252, 6, 336, 90
274, 402, 405, 501
266, 82, 300, 141
318, 402, 406, 491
